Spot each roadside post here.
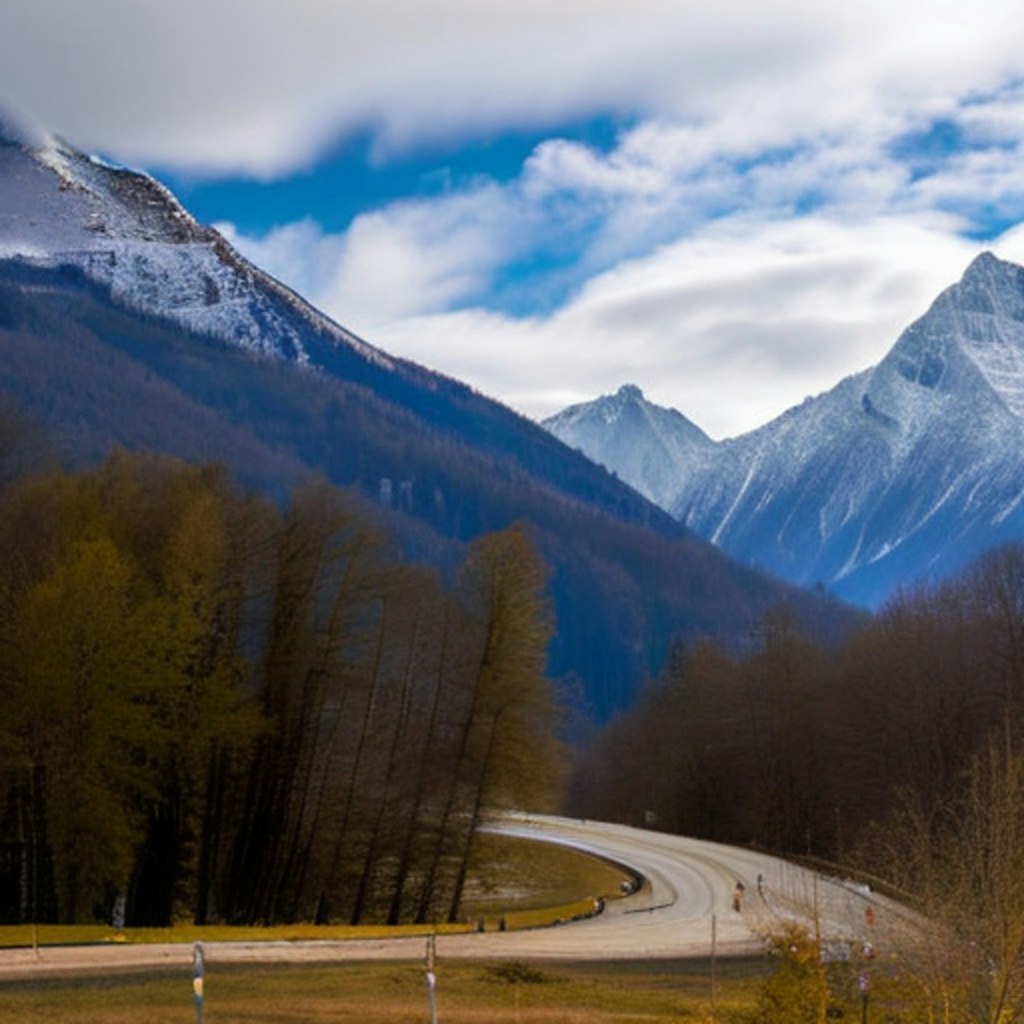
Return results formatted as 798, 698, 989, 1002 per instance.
193, 942, 205, 1024
425, 933, 438, 1024
710, 912, 717, 1021
858, 972, 869, 1024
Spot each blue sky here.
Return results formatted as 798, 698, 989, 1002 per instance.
3, 0, 1024, 437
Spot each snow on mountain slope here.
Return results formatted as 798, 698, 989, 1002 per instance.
928, 252, 1024, 418
0, 125, 390, 370
542, 384, 714, 509
546, 255, 1024, 607
675, 253, 1024, 605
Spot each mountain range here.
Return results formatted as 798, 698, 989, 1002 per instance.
0, 120, 854, 721
545, 253, 1024, 607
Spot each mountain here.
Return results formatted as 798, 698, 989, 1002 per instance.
0, 122, 854, 719
546, 253, 1024, 608
543, 384, 715, 509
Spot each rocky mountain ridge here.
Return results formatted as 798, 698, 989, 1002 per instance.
545, 253, 1024, 606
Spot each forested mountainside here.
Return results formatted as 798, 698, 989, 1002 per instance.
0, 128, 855, 719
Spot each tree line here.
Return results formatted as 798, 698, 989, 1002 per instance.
569, 546, 1024, 857
0, 264, 854, 727
570, 547, 1024, 1022
0, 450, 562, 926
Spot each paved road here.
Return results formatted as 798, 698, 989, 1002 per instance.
0, 814, 900, 978
469, 815, 894, 959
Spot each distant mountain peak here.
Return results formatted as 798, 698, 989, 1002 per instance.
867, 249, 1024, 424
543, 384, 712, 508
596, 383, 651, 424
963, 249, 1001, 274
547, 254, 1024, 607
679, 252, 1024, 604
948, 250, 1024, 320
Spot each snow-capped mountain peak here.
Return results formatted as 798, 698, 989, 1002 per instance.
925, 251, 1024, 418
543, 383, 713, 509
546, 254, 1024, 606
0, 124, 392, 372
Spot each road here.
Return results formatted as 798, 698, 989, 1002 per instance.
0, 814, 901, 978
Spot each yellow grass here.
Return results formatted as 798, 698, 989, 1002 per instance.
0, 958, 770, 1023
0, 834, 632, 950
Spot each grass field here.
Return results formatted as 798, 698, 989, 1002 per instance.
0, 834, 632, 951
0, 957, 770, 1022
0, 833, 925, 1020
0, 834, 775, 1019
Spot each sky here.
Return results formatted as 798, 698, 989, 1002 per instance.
3, 1, 1024, 438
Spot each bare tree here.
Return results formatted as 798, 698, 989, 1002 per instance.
858, 723, 1024, 1024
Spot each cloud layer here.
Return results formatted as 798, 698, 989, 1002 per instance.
3, 0, 1020, 176
4, 1, 1024, 435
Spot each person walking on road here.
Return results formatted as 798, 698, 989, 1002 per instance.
732, 881, 745, 912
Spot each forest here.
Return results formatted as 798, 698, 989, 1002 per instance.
0, 260, 852, 725
570, 545, 1024, 1021
0, 448, 562, 927
568, 546, 1024, 860
4, 401, 1023, 1017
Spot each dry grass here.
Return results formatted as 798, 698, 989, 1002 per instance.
0, 920, 470, 949
0, 958, 769, 1023
0, 833, 633, 952
0, 835, 735, 1020
461, 832, 631, 923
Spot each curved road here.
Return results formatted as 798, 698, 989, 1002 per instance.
0, 814, 901, 977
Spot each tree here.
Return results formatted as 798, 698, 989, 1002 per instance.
755, 923, 831, 1024
858, 724, 1024, 1024
441, 525, 562, 922
109, 457, 265, 925
565, 638, 747, 838
0, 453, 265, 925
384, 583, 460, 925
738, 607, 826, 852
830, 585, 984, 852
222, 479, 390, 924
963, 544, 1024, 712
942, 726, 1024, 1024
5, 527, 149, 922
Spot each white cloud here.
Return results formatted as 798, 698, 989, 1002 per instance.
6, 0, 1024, 441
212, 41, 1018, 440
993, 223, 1024, 265
2, 0, 1022, 177
320, 186, 527, 324
222, 179, 529, 320
309, 215, 979, 439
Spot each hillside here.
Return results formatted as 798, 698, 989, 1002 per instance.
0, 126, 854, 718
